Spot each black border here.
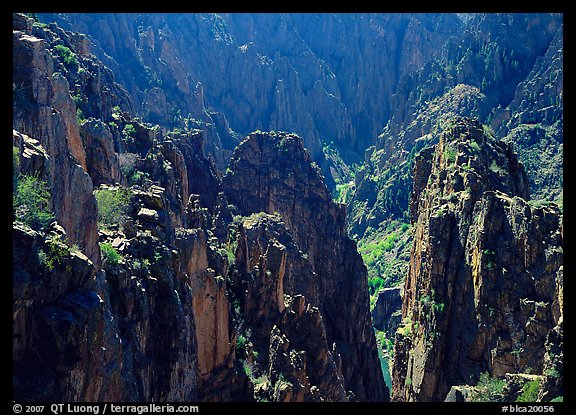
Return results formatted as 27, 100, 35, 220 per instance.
9, 4, 572, 414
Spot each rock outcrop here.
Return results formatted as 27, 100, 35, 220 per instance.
13, 222, 103, 401
223, 131, 388, 401
372, 287, 403, 335
348, 14, 563, 240
14, 12, 562, 405
13, 14, 386, 403
227, 213, 350, 401
496, 25, 563, 203
39, 13, 462, 175
391, 117, 563, 402
13, 13, 100, 266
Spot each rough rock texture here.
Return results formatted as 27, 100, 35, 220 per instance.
349, 84, 489, 239
80, 119, 122, 186
497, 25, 563, 203
372, 287, 403, 335
13, 14, 385, 402
348, 13, 563, 239
13, 129, 49, 178
39, 13, 462, 172
13, 16, 100, 266
223, 131, 388, 401
391, 117, 563, 402
226, 214, 350, 401
13, 14, 227, 402
13, 222, 103, 401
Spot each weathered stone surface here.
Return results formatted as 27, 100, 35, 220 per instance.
14, 13, 563, 405
80, 119, 122, 186
226, 213, 348, 401
13, 12, 388, 404
40, 13, 464, 178
13, 129, 49, 178
223, 131, 388, 401
372, 286, 403, 335
13, 26, 100, 266
13, 222, 101, 401
497, 25, 563, 202
348, 13, 563, 240
175, 228, 231, 382
391, 117, 563, 402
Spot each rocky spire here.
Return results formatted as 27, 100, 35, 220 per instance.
392, 117, 562, 402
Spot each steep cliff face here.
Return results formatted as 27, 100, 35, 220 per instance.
372, 287, 402, 335
13, 12, 563, 404
348, 13, 563, 240
13, 13, 385, 402
13, 222, 101, 401
38, 13, 462, 171
12, 23, 222, 395
223, 131, 388, 401
391, 117, 563, 402
496, 25, 563, 204
349, 84, 488, 238
36, 13, 240, 168
226, 213, 352, 401
13, 15, 100, 266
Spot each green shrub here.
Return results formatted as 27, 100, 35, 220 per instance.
471, 372, 507, 402
516, 380, 539, 402
13, 146, 20, 189
226, 245, 236, 265
359, 225, 407, 293
76, 108, 86, 124
41, 235, 70, 270
433, 301, 445, 314
243, 362, 252, 378
123, 124, 137, 138
550, 396, 563, 402
100, 242, 122, 265
94, 187, 132, 228
544, 368, 560, 378
483, 125, 495, 139
54, 44, 78, 71
489, 160, 503, 174
236, 334, 247, 357
367, 276, 385, 295
516, 379, 540, 402
13, 174, 54, 230
444, 145, 457, 164
253, 374, 267, 386
470, 141, 481, 153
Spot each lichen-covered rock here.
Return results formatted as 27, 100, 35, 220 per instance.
392, 117, 562, 402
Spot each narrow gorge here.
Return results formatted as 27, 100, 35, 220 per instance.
13, 12, 563, 407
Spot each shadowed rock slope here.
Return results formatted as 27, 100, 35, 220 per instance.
13, 13, 386, 402
223, 131, 388, 401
